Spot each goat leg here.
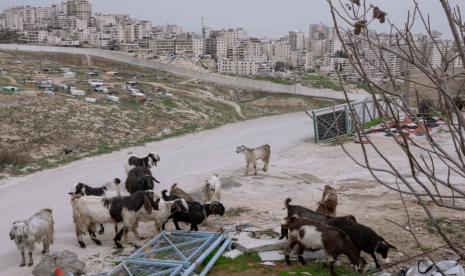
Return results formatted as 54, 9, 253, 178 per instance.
114, 227, 124, 249
42, 242, 49, 254
173, 219, 182, 230
371, 253, 381, 269
245, 161, 250, 175
253, 163, 257, 175
99, 224, 105, 235
27, 251, 33, 267
297, 244, 307, 265
19, 251, 26, 267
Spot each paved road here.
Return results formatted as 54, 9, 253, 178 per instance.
0, 112, 313, 275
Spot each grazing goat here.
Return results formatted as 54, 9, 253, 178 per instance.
327, 217, 396, 269
133, 198, 189, 235
236, 144, 270, 175
161, 191, 225, 231
316, 185, 338, 217
125, 166, 160, 195
202, 174, 222, 203
169, 183, 196, 202
69, 178, 122, 235
124, 152, 160, 174
9, 209, 54, 267
284, 216, 365, 276
71, 191, 159, 248
279, 198, 356, 240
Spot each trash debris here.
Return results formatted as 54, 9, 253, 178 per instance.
224, 249, 243, 259
260, 261, 277, 267
405, 260, 465, 276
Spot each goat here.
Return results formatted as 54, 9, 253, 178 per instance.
125, 166, 160, 195
316, 185, 338, 217
284, 216, 365, 276
9, 209, 54, 267
161, 190, 225, 231
169, 183, 196, 202
279, 198, 356, 240
71, 191, 159, 248
201, 174, 222, 203
327, 217, 396, 269
236, 144, 270, 175
124, 152, 160, 175
133, 198, 189, 235
103, 190, 160, 247
69, 178, 122, 235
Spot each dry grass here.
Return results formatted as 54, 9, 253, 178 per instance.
0, 149, 29, 168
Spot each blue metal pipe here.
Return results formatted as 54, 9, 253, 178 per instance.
181, 234, 224, 276
198, 239, 232, 276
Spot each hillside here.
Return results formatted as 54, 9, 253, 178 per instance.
0, 51, 338, 176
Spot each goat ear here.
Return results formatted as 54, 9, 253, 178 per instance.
144, 196, 152, 215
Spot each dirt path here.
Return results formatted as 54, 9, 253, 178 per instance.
0, 112, 311, 275
146, 82, 246, 118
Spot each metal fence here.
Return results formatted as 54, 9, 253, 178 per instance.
312, 98, 392, 143
95, 231, 231, 276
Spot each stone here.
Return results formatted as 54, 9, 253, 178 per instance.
259, 250, 284, 261
32, 250, 86, 276
223, 249, 243, 259
233, 231, 286, 253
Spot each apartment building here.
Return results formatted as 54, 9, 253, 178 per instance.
289, 31, 305, 51
66, 0, 92, 26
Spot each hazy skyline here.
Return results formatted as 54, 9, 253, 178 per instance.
1, 0, 463, 38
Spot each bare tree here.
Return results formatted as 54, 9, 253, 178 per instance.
326, 0, 465, 259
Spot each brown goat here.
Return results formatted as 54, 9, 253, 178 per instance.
284, 216, 365, 276
169, 183, 196, 203
317, 185, 338, 217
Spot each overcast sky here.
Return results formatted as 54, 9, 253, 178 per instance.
1, 0, 464, 38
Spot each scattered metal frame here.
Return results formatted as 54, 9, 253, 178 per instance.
95, 230, 231, 276
312, 98, 395, 143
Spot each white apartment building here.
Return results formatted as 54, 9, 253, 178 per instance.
20, 30, 50, 44
217, 58, 258, 76
92, 14, 117, 30
205, 36, 227, 59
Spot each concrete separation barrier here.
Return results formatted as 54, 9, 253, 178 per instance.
0, 44, 366, 101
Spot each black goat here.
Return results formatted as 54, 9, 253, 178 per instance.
327, 217, 396, 268
279, 198, 356, 239
161, 190, 225, 231
125, 166, 160, 195
102, 190, 160, 248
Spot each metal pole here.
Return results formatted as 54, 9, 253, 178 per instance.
198, 239, 232, 276
181, 234, 224, 276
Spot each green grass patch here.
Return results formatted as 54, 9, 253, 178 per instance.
201, 251, 358, 275
251, 76, 295, 85
363, 116, 392, 129
303, 75, 343, 91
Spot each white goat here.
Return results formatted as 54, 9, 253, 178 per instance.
70, 195, 113, 248
9, 209, 54, 267
202, 174, 222, 203
71, 191, 159, 248
133, 198, 189, 235
236, 144, 271, 175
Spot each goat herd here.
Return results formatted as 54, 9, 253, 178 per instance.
8, 143, 396, 276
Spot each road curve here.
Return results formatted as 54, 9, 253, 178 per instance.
0, 112, 313, 275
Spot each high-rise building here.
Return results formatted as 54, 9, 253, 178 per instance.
66, 0, 91, 26
289, 31, 305, 51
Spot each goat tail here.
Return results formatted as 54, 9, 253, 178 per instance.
285, 198, 292, 208
152, 176, 160, 184
161, 190, 170, 201
41, 208, 53, 214
114, 178, 121, 185
171, 183, 178, 189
